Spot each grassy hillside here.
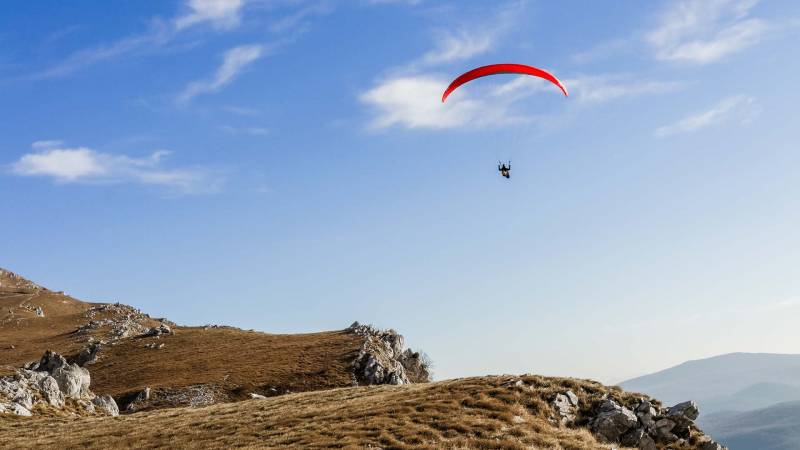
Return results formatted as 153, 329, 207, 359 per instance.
2, 374, 708, 450
0, 268, 365, 408
1, 268, 725, 449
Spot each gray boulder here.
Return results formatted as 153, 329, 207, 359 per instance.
698, 439, 727, 450
635, 399, 658, 429
654, 418, 679, 443
552, 390, 579, 423
52, 364, 91, 398
591, 399, 638, 442
92, 394, 119, 416
38, 351, 68, 372
667, 400, 699, 421
8, 402, 32, 416
39, 376, 64, 407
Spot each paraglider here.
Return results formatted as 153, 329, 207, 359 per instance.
441, 63, 568, 103
498, 161, 511, 179
441, 63, 568, 179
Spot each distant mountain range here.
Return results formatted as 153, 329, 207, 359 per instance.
620, 353, 800, 450
700, 401, 800, 450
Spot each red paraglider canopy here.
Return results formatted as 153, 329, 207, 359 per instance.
441, 63, 568, 102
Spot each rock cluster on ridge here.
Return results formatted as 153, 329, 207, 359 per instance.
347, 321, 431, 385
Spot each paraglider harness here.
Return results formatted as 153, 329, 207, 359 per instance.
498, 161, 511, 179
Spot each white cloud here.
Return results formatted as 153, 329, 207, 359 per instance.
222, 105, 262, 117
492, 74, 682, 104
177, 44, 263, 103
33, 0, 246, 79
219, 125, 270, 135
655, 95, 758, 137
174, 0, 245, 31
33, 22, 172, 79
11, 143, 221, 194
647, 0, 769, 63
359, 75, 527, 130
420, 30, 494, 66
360, 72, 685, 131
31, 140, 64, 150
13, 147, 106, 181
566, 77, 683, 104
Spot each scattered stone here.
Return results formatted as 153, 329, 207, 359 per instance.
552, 390, 579, 424
51, 363, 91, 398
35, 306, 45, 317
92, 394, 120, 417
667, 400, 699, 421
143, 324, 173, 337
591, 399, 638, 442
8, 403, 32, 416
634, 400, 656, 430
250, 393, 267, 400
39, 376, 64, 408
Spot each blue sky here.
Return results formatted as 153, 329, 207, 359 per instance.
2, 0, 800, 383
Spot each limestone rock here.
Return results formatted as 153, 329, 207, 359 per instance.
39, 376, 64, 408
52, 364, 91, 398
591, 399, 638, 442
92, 394, 120, 417
552, 390, 579, 424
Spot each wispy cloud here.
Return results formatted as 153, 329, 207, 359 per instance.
219, 125, 270, 136
419, 30, 494, 66
655, 95, 758, 137
494, 74, 683, 105
269, 1, 333, 34
174, 0, 245, 31
360, 75, 532, 130
33, 21, 172, 79
647, 0, 769, 64
360, 2, 542, 130
413, 2, 522, 68
361, 71, 684, 131
32, 0, 247, 79
177, 44, 264, 104
10, 142, 222, 194
222, 105, 262, 117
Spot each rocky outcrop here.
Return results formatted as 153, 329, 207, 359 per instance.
583, 397, 724, 449
491, 377, 727, 450
0, 351, 118, 417
79, 303, 154, 340
347, 322, 431, 386
552, 390, 579, 424
0, 268, 43, 292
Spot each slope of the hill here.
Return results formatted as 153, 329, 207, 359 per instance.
0, 268, 412, 412
0, 269, 102, 376
620, 353, 800, 415
699, 401, 800, 450
1, 374, 724, 450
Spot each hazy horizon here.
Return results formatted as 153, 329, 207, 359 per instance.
3, 0, 800, 384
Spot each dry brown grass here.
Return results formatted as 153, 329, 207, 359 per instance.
1, 288, 363, 408
0, 288, 95, 376
91, 328, 362, 403
1, 375, 642, 450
